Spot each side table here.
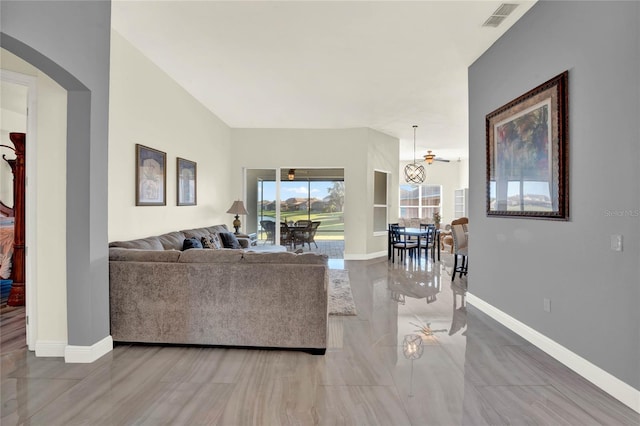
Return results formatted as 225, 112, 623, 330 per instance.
235, 232, 258, 246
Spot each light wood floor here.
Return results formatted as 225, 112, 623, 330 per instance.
1, 256, 638, 425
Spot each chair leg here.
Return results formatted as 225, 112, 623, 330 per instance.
452, 255, 458, 281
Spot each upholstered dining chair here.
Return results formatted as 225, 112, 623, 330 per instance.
450, 217, 469, 281
390, 225, 418, 264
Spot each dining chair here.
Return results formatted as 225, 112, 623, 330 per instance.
451, 218, 468, 281
388, 223, 399, 259
390, 225, 418, 263
260, 220, 276, 244
280, 222, 294, 248
303, 221, 320, 249
419, 223, 437, 261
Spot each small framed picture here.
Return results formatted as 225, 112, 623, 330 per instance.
135, 144, 166, 206
177, 157, 197, 206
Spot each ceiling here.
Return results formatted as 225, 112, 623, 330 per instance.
112, 1, 535, 162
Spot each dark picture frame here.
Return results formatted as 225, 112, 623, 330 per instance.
177, 157, 197, 206
486, 71, 569, 220
135, 144, 166, 206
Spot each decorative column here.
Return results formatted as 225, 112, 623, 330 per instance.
5, 133, 25, 306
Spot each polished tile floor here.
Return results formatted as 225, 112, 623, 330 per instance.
1, 255, 638, 425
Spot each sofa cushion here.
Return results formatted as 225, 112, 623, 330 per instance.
109, 248, 181, 262
178, 248, 244, 263
242, 251, 328, 265
109, 236, 164, 251
183, 237, 203, 250
219, 232, 242, 249
206, 225, 230, 234
182, 227, 212, 241
158, 231, 186, 251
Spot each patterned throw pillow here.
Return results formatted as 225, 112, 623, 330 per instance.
209, 233, 223, 249
201, 233, 223, 249
201, 236, 213, 249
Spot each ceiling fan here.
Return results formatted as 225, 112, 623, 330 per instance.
423, 150, 450, 164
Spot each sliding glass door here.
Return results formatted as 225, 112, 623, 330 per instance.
248, 168, 344, 246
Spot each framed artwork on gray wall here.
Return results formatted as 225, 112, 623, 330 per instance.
177, 157, 197, 206
486, 71, 569, 220
135, 144, 166, 206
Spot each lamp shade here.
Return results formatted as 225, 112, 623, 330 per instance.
226, 200, 248, 215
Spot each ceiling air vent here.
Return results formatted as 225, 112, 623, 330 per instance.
482, 3, 519, 28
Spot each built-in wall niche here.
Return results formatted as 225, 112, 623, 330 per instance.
373, 170, 388, 234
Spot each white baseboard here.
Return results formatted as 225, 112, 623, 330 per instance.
64, 335, 113, 363
467, 293, 640, 414
344, 250, 386, 260
35, 340, 66, 357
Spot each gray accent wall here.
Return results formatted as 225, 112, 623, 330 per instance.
469, 1, 639, 389
1, 1, 111, 346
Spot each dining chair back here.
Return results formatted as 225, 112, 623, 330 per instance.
280, 222, 294, 247
260, 220, 276, 244
419, 223, 437, 260
390, 225, 418, 263
451, 218, 469, 281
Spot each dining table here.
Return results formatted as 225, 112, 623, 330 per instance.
388, 226, 438, 261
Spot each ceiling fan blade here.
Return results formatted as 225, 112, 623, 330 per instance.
434, 157, 450, 163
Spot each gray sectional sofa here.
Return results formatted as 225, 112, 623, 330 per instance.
108, 224, 328, 354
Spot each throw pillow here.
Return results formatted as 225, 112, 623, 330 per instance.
201, 236, 213, 249
209, 233, 223, 249
219, 232, 242, 249
182, 237, 203, 250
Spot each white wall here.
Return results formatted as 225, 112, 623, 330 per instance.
108, 32, 232, 241
1, 48, 68, 345
398, 159, 464, 225
231, 128, 399, 259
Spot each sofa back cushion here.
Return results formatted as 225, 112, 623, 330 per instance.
158, 231, 186, 251
206, 225, 229, 234
109, 248, 181, 262
181, 227, 211, 241
109, 236, 164, 251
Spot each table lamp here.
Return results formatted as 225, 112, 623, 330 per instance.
226, 200, 248, 233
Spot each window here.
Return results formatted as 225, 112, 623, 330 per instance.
373, 171, 388, 233
400, 184, 441, 220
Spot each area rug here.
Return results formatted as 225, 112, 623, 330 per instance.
328, 269, 357, 316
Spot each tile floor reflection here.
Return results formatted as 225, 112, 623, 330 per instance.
1, 255, 638, 425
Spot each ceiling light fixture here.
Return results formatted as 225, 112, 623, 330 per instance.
404, 125, 425, 184
424, 150, 436, 165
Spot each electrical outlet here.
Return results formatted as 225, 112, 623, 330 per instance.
611, 234, 623, 252
543, 298, 551, 313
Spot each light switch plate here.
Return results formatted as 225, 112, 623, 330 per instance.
610, 234, 623, 251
